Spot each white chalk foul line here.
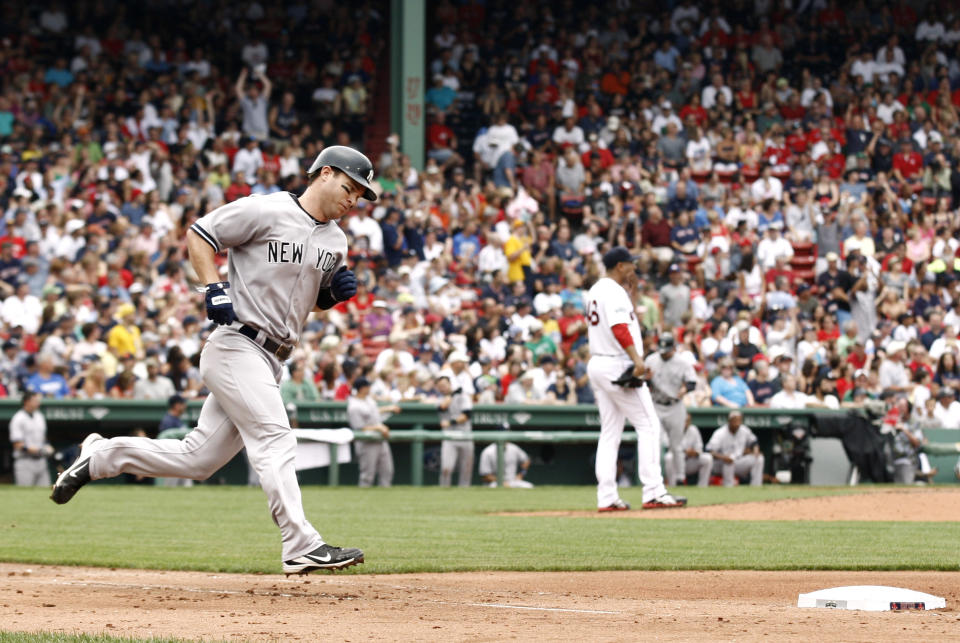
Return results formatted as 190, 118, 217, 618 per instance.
48, 579, 621, 615
438, 600, 621, 615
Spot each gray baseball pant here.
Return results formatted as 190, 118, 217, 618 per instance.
88, 327, 323, 561
440, 440, 474, 487
14, 457, 50, 486
654, 401, 686, 485
712, 453, 765, 486
664, 452, 713, 487
355, 440, 394, 487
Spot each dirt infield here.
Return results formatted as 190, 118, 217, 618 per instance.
502, 488, 960, 521
3, 489, 959, 642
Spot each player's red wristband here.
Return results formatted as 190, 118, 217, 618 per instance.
611, 323, 633, 349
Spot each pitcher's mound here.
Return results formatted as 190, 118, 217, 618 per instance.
501, 488, 960, 521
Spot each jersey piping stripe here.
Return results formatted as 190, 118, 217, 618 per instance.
287, 192, 327, 226
190, 222, 219, 253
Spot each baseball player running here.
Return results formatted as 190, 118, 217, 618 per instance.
587, 246, 686, 511
644, 333, 697, 486
51, 146, 376, 575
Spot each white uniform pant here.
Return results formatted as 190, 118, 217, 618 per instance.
355, 440, 394, 487
440, 440, 474, 487
88, 327, 323, 561
664, 452, 713, 487
654, 401, 686, 484
589, 357, 668, 507
712, 453, 765, 486
14, 457, 50, 486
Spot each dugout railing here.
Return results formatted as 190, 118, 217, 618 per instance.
2, 401, 957, 486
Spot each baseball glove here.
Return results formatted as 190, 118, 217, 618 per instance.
611, 366, 646, 388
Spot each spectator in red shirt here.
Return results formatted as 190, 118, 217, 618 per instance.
426, 110, 462, 170
527, 49, 558, 78
557, 301, 587, 356
526, 70, 558, 104
892, 140, 923, 188
580, 134, 614, 170
680, 93, 708, 127
817, 0, 847, 31
224, 171, 252, 202
821, 140, 847, 180
641, 206, 673, 267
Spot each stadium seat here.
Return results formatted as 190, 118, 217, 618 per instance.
791, 241, 816, 258
691, 169, 711, 184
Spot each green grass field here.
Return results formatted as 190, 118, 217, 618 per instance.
1, 485, 958, 574
0, 635, 199, 643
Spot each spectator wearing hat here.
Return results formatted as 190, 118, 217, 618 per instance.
505, 370, 545, 404
933, 388, 960, 429
878, 341, 910, 394
106, 303, 143, 360
159, 394, 188, 433
348, 377, 400, 487
362, 300, 393, 339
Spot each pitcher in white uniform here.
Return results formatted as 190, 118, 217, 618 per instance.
50, 146, 378, 575
586, 247, 687, 511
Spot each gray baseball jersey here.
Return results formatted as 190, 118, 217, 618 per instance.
190, 192, 346, 344
644, 353, 697, 400
478, 442, 528, 480
84, 189, 358, 563
438, 390, 473, 433
706, 424, 759, 457
679, 423, 704, 453
346, 396, 385, 432
9, 408, 47, 455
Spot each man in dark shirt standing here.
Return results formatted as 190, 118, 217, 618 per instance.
159, 394, 188, 433
817, 252, 855, 325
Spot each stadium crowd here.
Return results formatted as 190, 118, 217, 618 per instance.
0, 1, 959, 436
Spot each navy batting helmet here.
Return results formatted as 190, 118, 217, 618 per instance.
308, 145, 378, 202
658, 333, 676, 352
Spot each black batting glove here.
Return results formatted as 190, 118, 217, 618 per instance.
330, 266, 358, 301
204, 281, 237, 325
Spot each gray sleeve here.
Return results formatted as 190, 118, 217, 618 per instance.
477, 445, 495, 476
688, 426, 704, 453
190, 196, 266, 252
9, 411, 24, 443
705, 426, 724, 454
510, 443, 529, 464
684, 361, 698, 385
